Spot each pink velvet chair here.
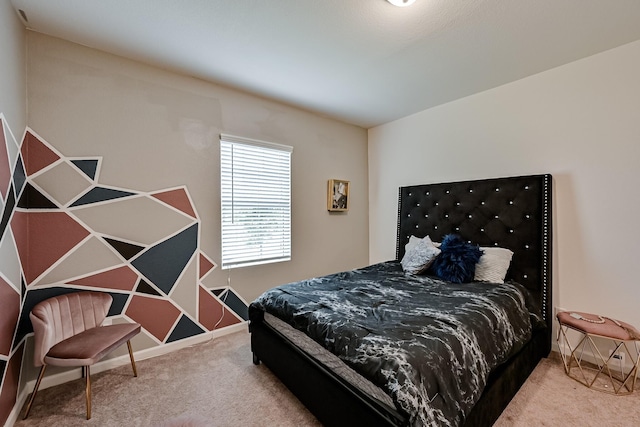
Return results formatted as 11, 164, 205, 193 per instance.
23, 292, 141, 420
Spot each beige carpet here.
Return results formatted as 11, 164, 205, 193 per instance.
14, 330, 640, 426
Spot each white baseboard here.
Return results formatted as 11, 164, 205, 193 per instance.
5, 322, 247, 427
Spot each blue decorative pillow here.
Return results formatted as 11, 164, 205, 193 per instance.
429, 234, 483, 283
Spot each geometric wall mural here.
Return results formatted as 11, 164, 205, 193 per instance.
16, 128, 249, 341
0, 117, 248, 425
0, 114, 25, 426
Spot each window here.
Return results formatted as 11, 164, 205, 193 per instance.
220, 134, 292, 269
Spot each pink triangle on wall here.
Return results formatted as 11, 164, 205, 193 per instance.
126, 294, 181, 342
20, 131, 60, 177
198, 286, 241, 331
69, 265, 139, 291
0, 277, 20, 356
199, 253, 216, 279
11, 211, 90, 284
151, 188, 196, 219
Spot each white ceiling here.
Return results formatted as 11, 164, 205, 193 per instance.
10, 0, 640, 128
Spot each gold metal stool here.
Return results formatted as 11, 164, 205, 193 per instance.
557, 311, 640, 395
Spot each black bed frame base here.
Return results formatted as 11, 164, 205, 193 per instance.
251, 320, 406, 426
252, 320, 548, 427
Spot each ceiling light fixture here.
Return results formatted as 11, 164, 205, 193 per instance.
387, 0, 416, 7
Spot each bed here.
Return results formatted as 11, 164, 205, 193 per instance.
249, 174, 552, 426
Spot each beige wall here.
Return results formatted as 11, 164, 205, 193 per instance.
369, 40, 640, 334
0, 1, 26, 131
27, 32, 369, 303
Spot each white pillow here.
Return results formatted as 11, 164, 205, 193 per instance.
474, 247, 514, 283
401, 236, 441, 274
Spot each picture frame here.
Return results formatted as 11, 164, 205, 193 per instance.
327, 179, 350, 212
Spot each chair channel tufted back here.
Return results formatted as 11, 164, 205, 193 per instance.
30, 292, 112, 366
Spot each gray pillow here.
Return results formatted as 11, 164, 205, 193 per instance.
404, 235, 422, 254
401, 236, 441, 274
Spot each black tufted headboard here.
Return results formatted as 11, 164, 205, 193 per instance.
396, 174, 552, 333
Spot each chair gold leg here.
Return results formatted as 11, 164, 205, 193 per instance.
127, 340, 138, 377
85, 365, 91, 420
23, 365, 47, 419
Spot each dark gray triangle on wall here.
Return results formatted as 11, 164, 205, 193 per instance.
135, 279, 161, 296
71, 159, 99, 180
103, 237, 145, 260
211, 288, 225, 297
13, 155, 26, 198
167, 314, 205, 343
0, 360, 6, 385
220, 289, 249, 321
131, 224, 198, 295
107, 292, 129, 316
0, 185, 15, 241
70, 187, 136, 207
17, 183, 58, 209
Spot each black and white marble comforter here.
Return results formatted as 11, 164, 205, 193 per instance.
249, 261, 537, 426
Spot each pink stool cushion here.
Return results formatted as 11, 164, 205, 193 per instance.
557, 311, 640, 341
45, 323, 141, 367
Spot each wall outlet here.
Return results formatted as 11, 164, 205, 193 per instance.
609, 349, 625, 364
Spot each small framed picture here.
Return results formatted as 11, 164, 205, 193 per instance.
328, 179, 350, 212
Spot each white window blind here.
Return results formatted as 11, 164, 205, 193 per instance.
220, 134, 292, 269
